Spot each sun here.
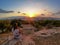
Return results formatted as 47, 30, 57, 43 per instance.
26, 9, 36, 17
28, 11, 35, 17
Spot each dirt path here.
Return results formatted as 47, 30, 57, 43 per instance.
22, 35, 35, 45
9, 34, 35, 45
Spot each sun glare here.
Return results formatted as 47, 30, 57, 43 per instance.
28, 11, 35, 17
26, 10, 36, 17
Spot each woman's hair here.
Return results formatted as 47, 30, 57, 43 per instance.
13, 22, 23, 30
13, 23, 18, 30
13, 26, 18, 30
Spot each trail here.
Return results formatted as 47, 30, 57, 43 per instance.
21, 35, 35, 45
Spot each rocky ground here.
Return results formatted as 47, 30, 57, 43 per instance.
0, 28, 60, 45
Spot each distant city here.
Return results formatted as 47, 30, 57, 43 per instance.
0, 16, 60, 20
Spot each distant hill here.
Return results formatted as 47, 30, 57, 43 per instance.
33, 17, 60, 21
0, 16, 27, 20
0, 16, 60, 20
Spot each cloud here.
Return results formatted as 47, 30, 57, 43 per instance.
51, 11, 60, 18
17, 11, 21, 13
55, 11, 60, 14
53, 11, 60, 15
0, 9, 14, 13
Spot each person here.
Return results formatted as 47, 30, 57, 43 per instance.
12, 25, 22, 39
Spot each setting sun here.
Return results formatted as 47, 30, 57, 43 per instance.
27, 11, 35, 17
26, 9, 37, 17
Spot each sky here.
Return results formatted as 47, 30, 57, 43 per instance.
0, 0, 60, 18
